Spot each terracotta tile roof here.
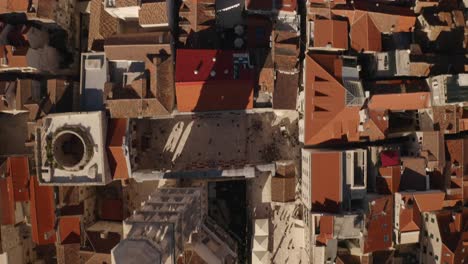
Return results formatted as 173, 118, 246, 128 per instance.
30, 176, 56, 245
377, 165, 401, 194
400, 157, 428, 191
314, 19, 348, 49
139, 1, 168, 26
175, 49, 254, 112
88, 0, 119, 51
58, 216, 81, 245
304, 53, 360, 145
316, 215, 334, 245
330, 7, 416, 52
271, 176, 295, 202
435, 209, 468, 253
368, 92, 431, 111
364, 195, 393, 253
273, 71, 298, 110
37, 0, 57, 20
350, 10, 382, 51
6, 0, 29, 11
397, 191, 444, 233
107, 118, 130, 180
361, 109, 389, 141
0, 176, 14, 225
4, 45, 28, 68
309, 151, 342, 212
6, 156, 29, 202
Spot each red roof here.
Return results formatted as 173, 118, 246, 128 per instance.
380, 150, 400, 167
175, 49, 254, 112
100, 199, 124, 221
7, 157, 30, 202
107, 119, 130, 180
316, 215, 334, 245
364, 195, 393, 253
304, 53, 360, 145
30, 176, 56, 245
377, 166, 401, 194
58, 216, 81, 245
314, 19, 348, 50
0, 177, 14, 225
175, 49, 254, 82
309, 151, 342, 213
368, 92, 431, 110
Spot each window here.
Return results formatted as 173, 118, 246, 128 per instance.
430, 252, 433, 256
435, 255, 439, 261
430, 233, 434, 239
431, 218, 435, 223
436, 238, 439, 242
423, 246, 427, 253
424, 231, 428, 237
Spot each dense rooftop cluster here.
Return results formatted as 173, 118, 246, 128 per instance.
0, 0, 467, 264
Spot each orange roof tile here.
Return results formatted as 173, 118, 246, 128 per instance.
30, 176, 56, 245
377, 166, 401, 194
7, 156, 30, 202
331, 8, 415, 52
350, 11, 381, 52
304, 53, 360, 145
58, 216, 81, 245
316, 215, 334, 245
107, 119, 129, 180
364, 195, 393, 253
314, 19, 348, 49
309, 152, 342, 213
6, 0, 29, 11
0, 177, 14, 225
368, 92, 431, 111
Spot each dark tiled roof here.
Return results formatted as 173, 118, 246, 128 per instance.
273, 71, 298, 110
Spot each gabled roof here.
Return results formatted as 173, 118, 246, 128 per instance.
304, 53, 360, 145
88, 0, 119, 50
397, 191, 445, 233
30, 176, 56, 245
107, 119, 129, 180
368, 92, 431, 110
377, 165, 401, 194
364, 195, 393, 253
0, 176, 14, 225
58, 216, 81, 245
329, 6, 416, 52
314, 19, 348, 50
6, 156, 30, 202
